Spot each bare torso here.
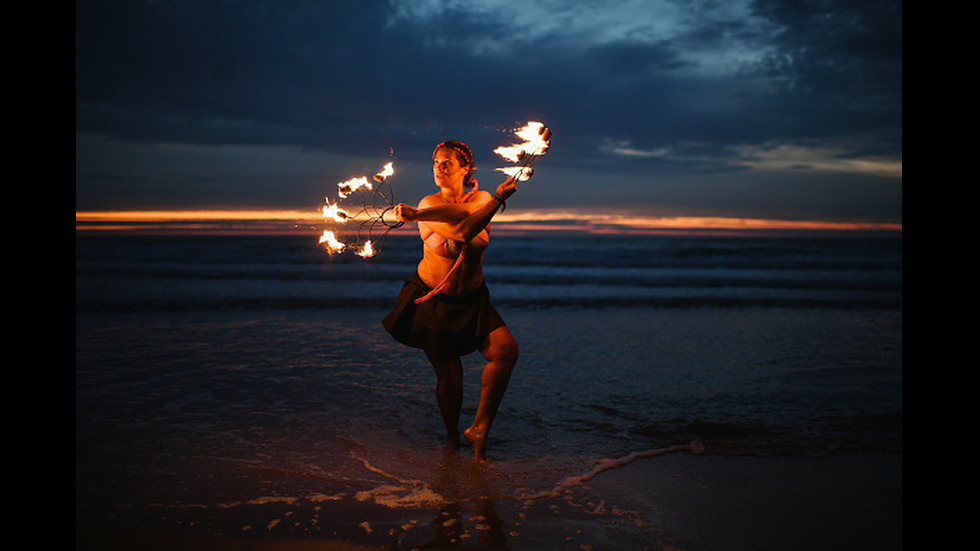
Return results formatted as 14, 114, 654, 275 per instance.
416, 191, 492, 296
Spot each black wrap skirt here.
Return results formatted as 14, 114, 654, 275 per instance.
382, 273, 505, 357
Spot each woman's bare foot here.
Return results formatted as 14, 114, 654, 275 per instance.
463, 425, 488, 462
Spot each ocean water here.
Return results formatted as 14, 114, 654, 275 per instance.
75, 232, 902, 547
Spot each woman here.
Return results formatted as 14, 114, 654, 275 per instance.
382, 140, 519, 462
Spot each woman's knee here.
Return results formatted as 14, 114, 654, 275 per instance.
485, 329, 519, 365
503, 335, 519, 364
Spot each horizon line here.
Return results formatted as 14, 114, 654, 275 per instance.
75, 208, 902, 236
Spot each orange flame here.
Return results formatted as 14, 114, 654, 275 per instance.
321, 199, 350, 223
373, 161, 394, 182
338, 176, 372, 199
318, 230, 347, 253
355, 240, 376, 258
494, 121, 550, 162
495, 166, 534, 181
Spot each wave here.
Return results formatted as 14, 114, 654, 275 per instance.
76, 233, 902, 313
75, 294, 904, 315
75, 263, 901, 291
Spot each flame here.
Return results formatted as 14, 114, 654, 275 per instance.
494, 121, 550, 162
319, 230, 347, 253
493, 145, 526, 163
515, 121, 546, 141
373, 161, 394, 182
355, 240, 376, 258
338, 176, 372, 199
495, 166, 534, 181
322, 199, 350, 223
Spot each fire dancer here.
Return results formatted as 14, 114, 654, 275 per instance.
382, 140, 520, 462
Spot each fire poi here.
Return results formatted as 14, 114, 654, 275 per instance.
318, 160, 402, 257
318, 121, 551, 257
494, 121, 551, 186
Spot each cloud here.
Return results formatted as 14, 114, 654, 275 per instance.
385, 0, 776, 75
730, 143, 902, 178
75, 0, 901, 222
600, 137, 901, 179
601, 139, 672, 159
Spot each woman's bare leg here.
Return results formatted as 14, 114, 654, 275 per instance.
426, 350, 464, 449
464, 326, 519, 461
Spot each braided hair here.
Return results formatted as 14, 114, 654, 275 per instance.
433, 140, 478, 189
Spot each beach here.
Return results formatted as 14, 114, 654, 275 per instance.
582, 451, 901, 550
76, 233, 902, 549
76, 449, 901, 550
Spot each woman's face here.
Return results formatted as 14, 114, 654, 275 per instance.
433, 147, 469, 189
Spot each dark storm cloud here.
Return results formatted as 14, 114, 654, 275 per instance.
76, 0, 901, 221
77, 2, 392, 148
751, 0, 902, 134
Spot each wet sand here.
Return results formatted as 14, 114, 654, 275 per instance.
577, 450, 902, 550
76, 450, 901, 550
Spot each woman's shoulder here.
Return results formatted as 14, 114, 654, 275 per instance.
418, 189, 492, 207
418, 193, 443, 208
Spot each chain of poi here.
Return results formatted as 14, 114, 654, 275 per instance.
413, 183, 479, 304
319, 161, 403, 258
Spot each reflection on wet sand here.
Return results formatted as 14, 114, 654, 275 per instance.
413, 450, 507, 549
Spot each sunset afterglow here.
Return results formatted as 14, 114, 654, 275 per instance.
75, 210, 320, 234
75, 209, 901, 236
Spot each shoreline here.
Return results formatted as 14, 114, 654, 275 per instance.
76, 450, 901, 550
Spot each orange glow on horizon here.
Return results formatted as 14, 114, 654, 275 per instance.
75, 208, 901, 235
75, 209, 324, 235
75, 209, 318, 222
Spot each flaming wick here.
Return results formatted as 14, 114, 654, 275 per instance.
373, 161, 394, 183
494, 121, 552, 181
355, 240, 376, 258
318, 230, 346, 254
322, 199, 350, 223
338, 176, 372, 199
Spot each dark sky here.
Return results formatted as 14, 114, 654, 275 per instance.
76, 0, 902, 223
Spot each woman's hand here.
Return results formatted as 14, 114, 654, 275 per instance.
394, 203, 418, 222
496, 176, 518, 202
